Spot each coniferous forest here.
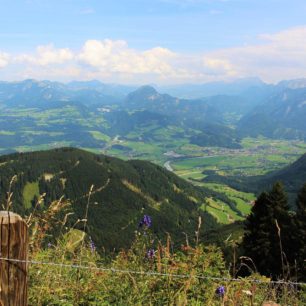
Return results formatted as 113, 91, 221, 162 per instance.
241, 182, 306, 281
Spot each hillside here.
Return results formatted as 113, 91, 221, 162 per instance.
190, 124, 241, 149
203, 152, 306, 203
256, 152, 306, 198
0, 148, 218, 251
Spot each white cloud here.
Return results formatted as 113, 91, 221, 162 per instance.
202, 57, 237, 76
1, 26, 306, 83
0, 52, 10, 68
17, 44, 74, 66
78, 39, 177, 75
202, 26, 306, 82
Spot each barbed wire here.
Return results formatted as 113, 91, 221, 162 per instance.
0, 257, 305, 286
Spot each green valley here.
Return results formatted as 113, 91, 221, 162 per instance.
1, 80, 306, 227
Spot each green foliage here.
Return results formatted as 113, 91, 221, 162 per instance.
241, 182, 298, 279
26, 200, 304, 305
22, 181, 39, 209
294, 184, 306, 280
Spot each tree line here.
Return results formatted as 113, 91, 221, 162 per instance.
241, 182, 306, 281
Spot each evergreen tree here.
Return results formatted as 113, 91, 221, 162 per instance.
295, 184, 306, 280
241, 182, 293, 279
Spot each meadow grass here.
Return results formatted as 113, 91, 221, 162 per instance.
24, 197, 305, 305
23, 181, 39, 209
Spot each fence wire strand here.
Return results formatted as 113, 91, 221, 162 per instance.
0, 257, 305, 286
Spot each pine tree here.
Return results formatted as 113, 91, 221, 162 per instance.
241, 182, 293, 279
241, 191, 271, 274
295, 184, 306, 280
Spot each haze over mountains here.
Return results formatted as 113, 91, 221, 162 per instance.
238, 86, 306, 139
1, 77, 306, 156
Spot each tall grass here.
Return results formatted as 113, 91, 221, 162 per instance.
23, 196, 305, 305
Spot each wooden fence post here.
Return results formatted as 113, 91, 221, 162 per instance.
0, 211, 28, 306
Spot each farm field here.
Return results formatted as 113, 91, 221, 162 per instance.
199, 182, 255, 224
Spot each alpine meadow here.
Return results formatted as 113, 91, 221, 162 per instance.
0, 1, 306, 305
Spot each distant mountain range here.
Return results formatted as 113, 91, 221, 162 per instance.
1, 78, 306, 155
0, 79, 125, 107
158, 77, 270, 98
237, 87, 306, 139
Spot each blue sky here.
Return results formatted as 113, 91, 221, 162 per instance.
1, 0, 306, 84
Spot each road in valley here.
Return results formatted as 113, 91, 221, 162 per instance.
163, 161, 173, 172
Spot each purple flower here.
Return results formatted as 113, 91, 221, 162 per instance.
215, 286, 226, 297
146, 248, 155, 259
89, 237, 96, 253
138, 215, 152, 228
47, 242, 52, 248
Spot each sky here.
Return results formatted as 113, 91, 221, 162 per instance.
1, 0, 306, 84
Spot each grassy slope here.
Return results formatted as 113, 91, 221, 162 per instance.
23, 181, 39, 209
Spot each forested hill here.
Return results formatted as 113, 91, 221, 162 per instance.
0, 147, 217, 251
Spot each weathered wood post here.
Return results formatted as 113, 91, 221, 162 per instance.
0, 211, 28, 306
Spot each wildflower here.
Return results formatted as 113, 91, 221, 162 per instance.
146, 248, 155, 259
89, 237, 96, 253
215, 285, 225, 297
139, 215, 152, 228
242, 290, 252, 296
47, 242, 52, 248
